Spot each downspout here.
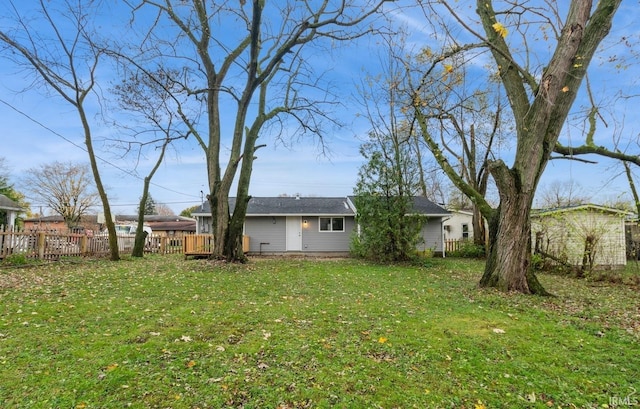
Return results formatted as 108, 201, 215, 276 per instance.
441, 216, 452, 258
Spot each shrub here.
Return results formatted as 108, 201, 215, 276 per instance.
449, 241, 485, 258
2, 252, 29, 266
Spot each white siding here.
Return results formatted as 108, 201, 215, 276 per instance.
443, 211, 474, 241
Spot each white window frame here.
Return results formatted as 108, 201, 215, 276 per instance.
319, 217, 345, 232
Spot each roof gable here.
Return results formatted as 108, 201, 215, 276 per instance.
532, 204, 630, 218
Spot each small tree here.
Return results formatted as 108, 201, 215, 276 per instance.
137, 194, 157, 216
154, 203, 175, 216
23, 161, 98, 229
179, 205, 199, 218
535, 180, 590, 209
352, 137, 426, 262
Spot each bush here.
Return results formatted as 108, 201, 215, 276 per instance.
2, 252, 29, 266
531, 253, 545, 270
449, 241, 485, 258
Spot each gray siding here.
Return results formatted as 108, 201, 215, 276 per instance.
244, 216, 286, 253
417, 218, 444, 252
301, 216, 355, 252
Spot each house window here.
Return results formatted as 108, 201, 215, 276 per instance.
319, 217, 344, 232
462, 223, 469, 239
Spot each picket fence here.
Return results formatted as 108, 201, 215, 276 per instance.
444, 239, 464, 253
0, 225, 191, 260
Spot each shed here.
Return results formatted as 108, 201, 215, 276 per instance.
531, 204, 628, 269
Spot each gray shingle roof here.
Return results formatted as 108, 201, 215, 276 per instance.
347, 195, 450, 216
0, 194, 22, 211
196, 197, 355, 216
193, 196, 449, 217
408, 196, 451, 216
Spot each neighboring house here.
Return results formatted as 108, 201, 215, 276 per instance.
23, 215, 98, 233
24, 214, 104, 233
531, 204, 628, 269
443, 209, 474, 242
141, 217, 196, 238
192, 196, 450, 256
23, 214, 196, 236
0, 194, 23, 228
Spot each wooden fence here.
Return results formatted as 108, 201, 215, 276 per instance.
0, 226, 195, 260
444, 239, 464, 253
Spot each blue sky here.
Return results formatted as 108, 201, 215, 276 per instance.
1, 1, 638, 215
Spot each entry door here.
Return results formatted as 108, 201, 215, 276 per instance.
286, 216, 302, 251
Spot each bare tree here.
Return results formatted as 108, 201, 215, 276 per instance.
356, 31, 443, 203
535, 180, 591, 209
23, 162, 99, 229
125, 0, 390, 261
154, 203, 175, 216
409, 0, 621, 294
0, 0, 121, 260
110, 68, 189, 257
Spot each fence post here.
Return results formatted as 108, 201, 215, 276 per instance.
160, 236, 166, 255
37, 232, 46, 259
80, 235, 88, 255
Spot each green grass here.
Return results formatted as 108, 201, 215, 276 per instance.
0, 256, 638, 408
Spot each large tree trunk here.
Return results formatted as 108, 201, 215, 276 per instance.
472, 206, 486, 248
475, 0, 619, 294
210, 189, 230, 260
480, 193, 550, 295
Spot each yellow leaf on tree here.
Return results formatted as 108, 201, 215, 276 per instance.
492, 22, 508, 38
444, 64, 454, 73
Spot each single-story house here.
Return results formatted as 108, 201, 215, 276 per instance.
0, 193, 23, 228
192, 196, 450, 256
531, 204, 628, 269
116, 215, 196, 237
443, 209, 474, 241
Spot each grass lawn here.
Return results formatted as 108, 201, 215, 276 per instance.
0, 255, 638, 408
